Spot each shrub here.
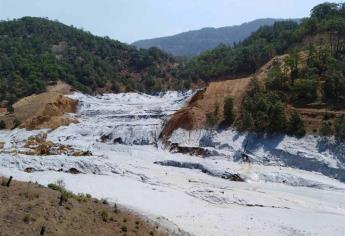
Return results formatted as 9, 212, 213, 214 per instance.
23, 214, 31, 223
101, 210, 108, 222
121, 225, 128, 232
48, 180, 74, 201
335, 115, 345, 140
205, 112, 217, 129
223, 97, 234, 124
287, 111, 306, 137
319, 121, 334, 136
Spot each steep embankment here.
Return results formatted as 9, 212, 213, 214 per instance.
161, 55, 284, 139
5, 92, 78, 130
161, 77, 250, 138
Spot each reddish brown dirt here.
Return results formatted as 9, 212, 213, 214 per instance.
161, 77, 251, 138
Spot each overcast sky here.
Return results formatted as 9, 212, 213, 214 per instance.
0, 0, 328, 43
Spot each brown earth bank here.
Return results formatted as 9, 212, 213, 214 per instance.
0, 92, 78, 130
0, 177, 169, 236
161, 77, 251, 139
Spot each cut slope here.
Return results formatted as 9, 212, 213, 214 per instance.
13, 92, 78, 130
161, 77, 250, 138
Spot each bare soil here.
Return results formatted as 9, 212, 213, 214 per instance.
0, 177, 168, 236
13, 92, 78, 130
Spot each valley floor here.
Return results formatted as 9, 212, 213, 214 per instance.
0, 91, 345, 236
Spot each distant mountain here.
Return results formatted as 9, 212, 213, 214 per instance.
132, 19, 288, 57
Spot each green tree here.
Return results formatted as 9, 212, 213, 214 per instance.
319, 121, 334, 136
335, 115, 345, 140
287, 111, 306, 137
206, 112, 217, 129
223, 97, 234, 124
311, 3, 339, 19
284, 51, 300, 85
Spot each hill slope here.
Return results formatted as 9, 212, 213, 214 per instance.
132, 19, 280, 57
167, 2, 345, 138
0, 17, 184, 107
0, 177, 168, 236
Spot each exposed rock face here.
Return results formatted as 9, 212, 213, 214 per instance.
161, 77, 250, 139
13, 92, 78, 130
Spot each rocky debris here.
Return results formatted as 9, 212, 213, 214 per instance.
24, 167, 35, 173
221, 173, 244, 182
23, 133, 92, 157
113, 137, 124, 144
0, 142, 5, 149
154, 160, 245, 182
100, 133, 112, 143
67, 167, 82, 174
169, 143, 211, 157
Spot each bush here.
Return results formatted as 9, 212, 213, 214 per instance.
239, 79, 287, 133
121, 226, 128, 232
287, 111, 306, 137
101, 210, 108, 222
292, 79, 318, 102
223, 97, 234, 124
319, 121, 334, 136
48, 180, 74, 201
335, 115, 345, 140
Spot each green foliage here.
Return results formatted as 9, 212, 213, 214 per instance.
287, 111, 306, 137
319, 121, 334, 136
181, 2, 345, 95
239, 79, 287, 133
223, 97, 234, 124
335, 115, 345, 140
311, 3, 339, 20
206, 112, 217, 129
292, 79, 318, 102
101, 210, 109, 222
266, 65, 290, 92
48, 180, 74, 201
181, 21, 299, 81
206, 103, 219, 129
284, 50, 300, 85
0, 17, 179, 103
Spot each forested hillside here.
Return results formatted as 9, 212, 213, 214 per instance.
132, 19, 281, 57
181, 3, 345, 84
0, 17, 184, 107
185, 2, 345, 138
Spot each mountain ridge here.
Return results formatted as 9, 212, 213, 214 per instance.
132, 18, 298, 56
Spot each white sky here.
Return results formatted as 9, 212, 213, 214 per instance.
0, 0, 329, 43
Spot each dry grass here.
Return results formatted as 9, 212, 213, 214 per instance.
0, 177, 168, 236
